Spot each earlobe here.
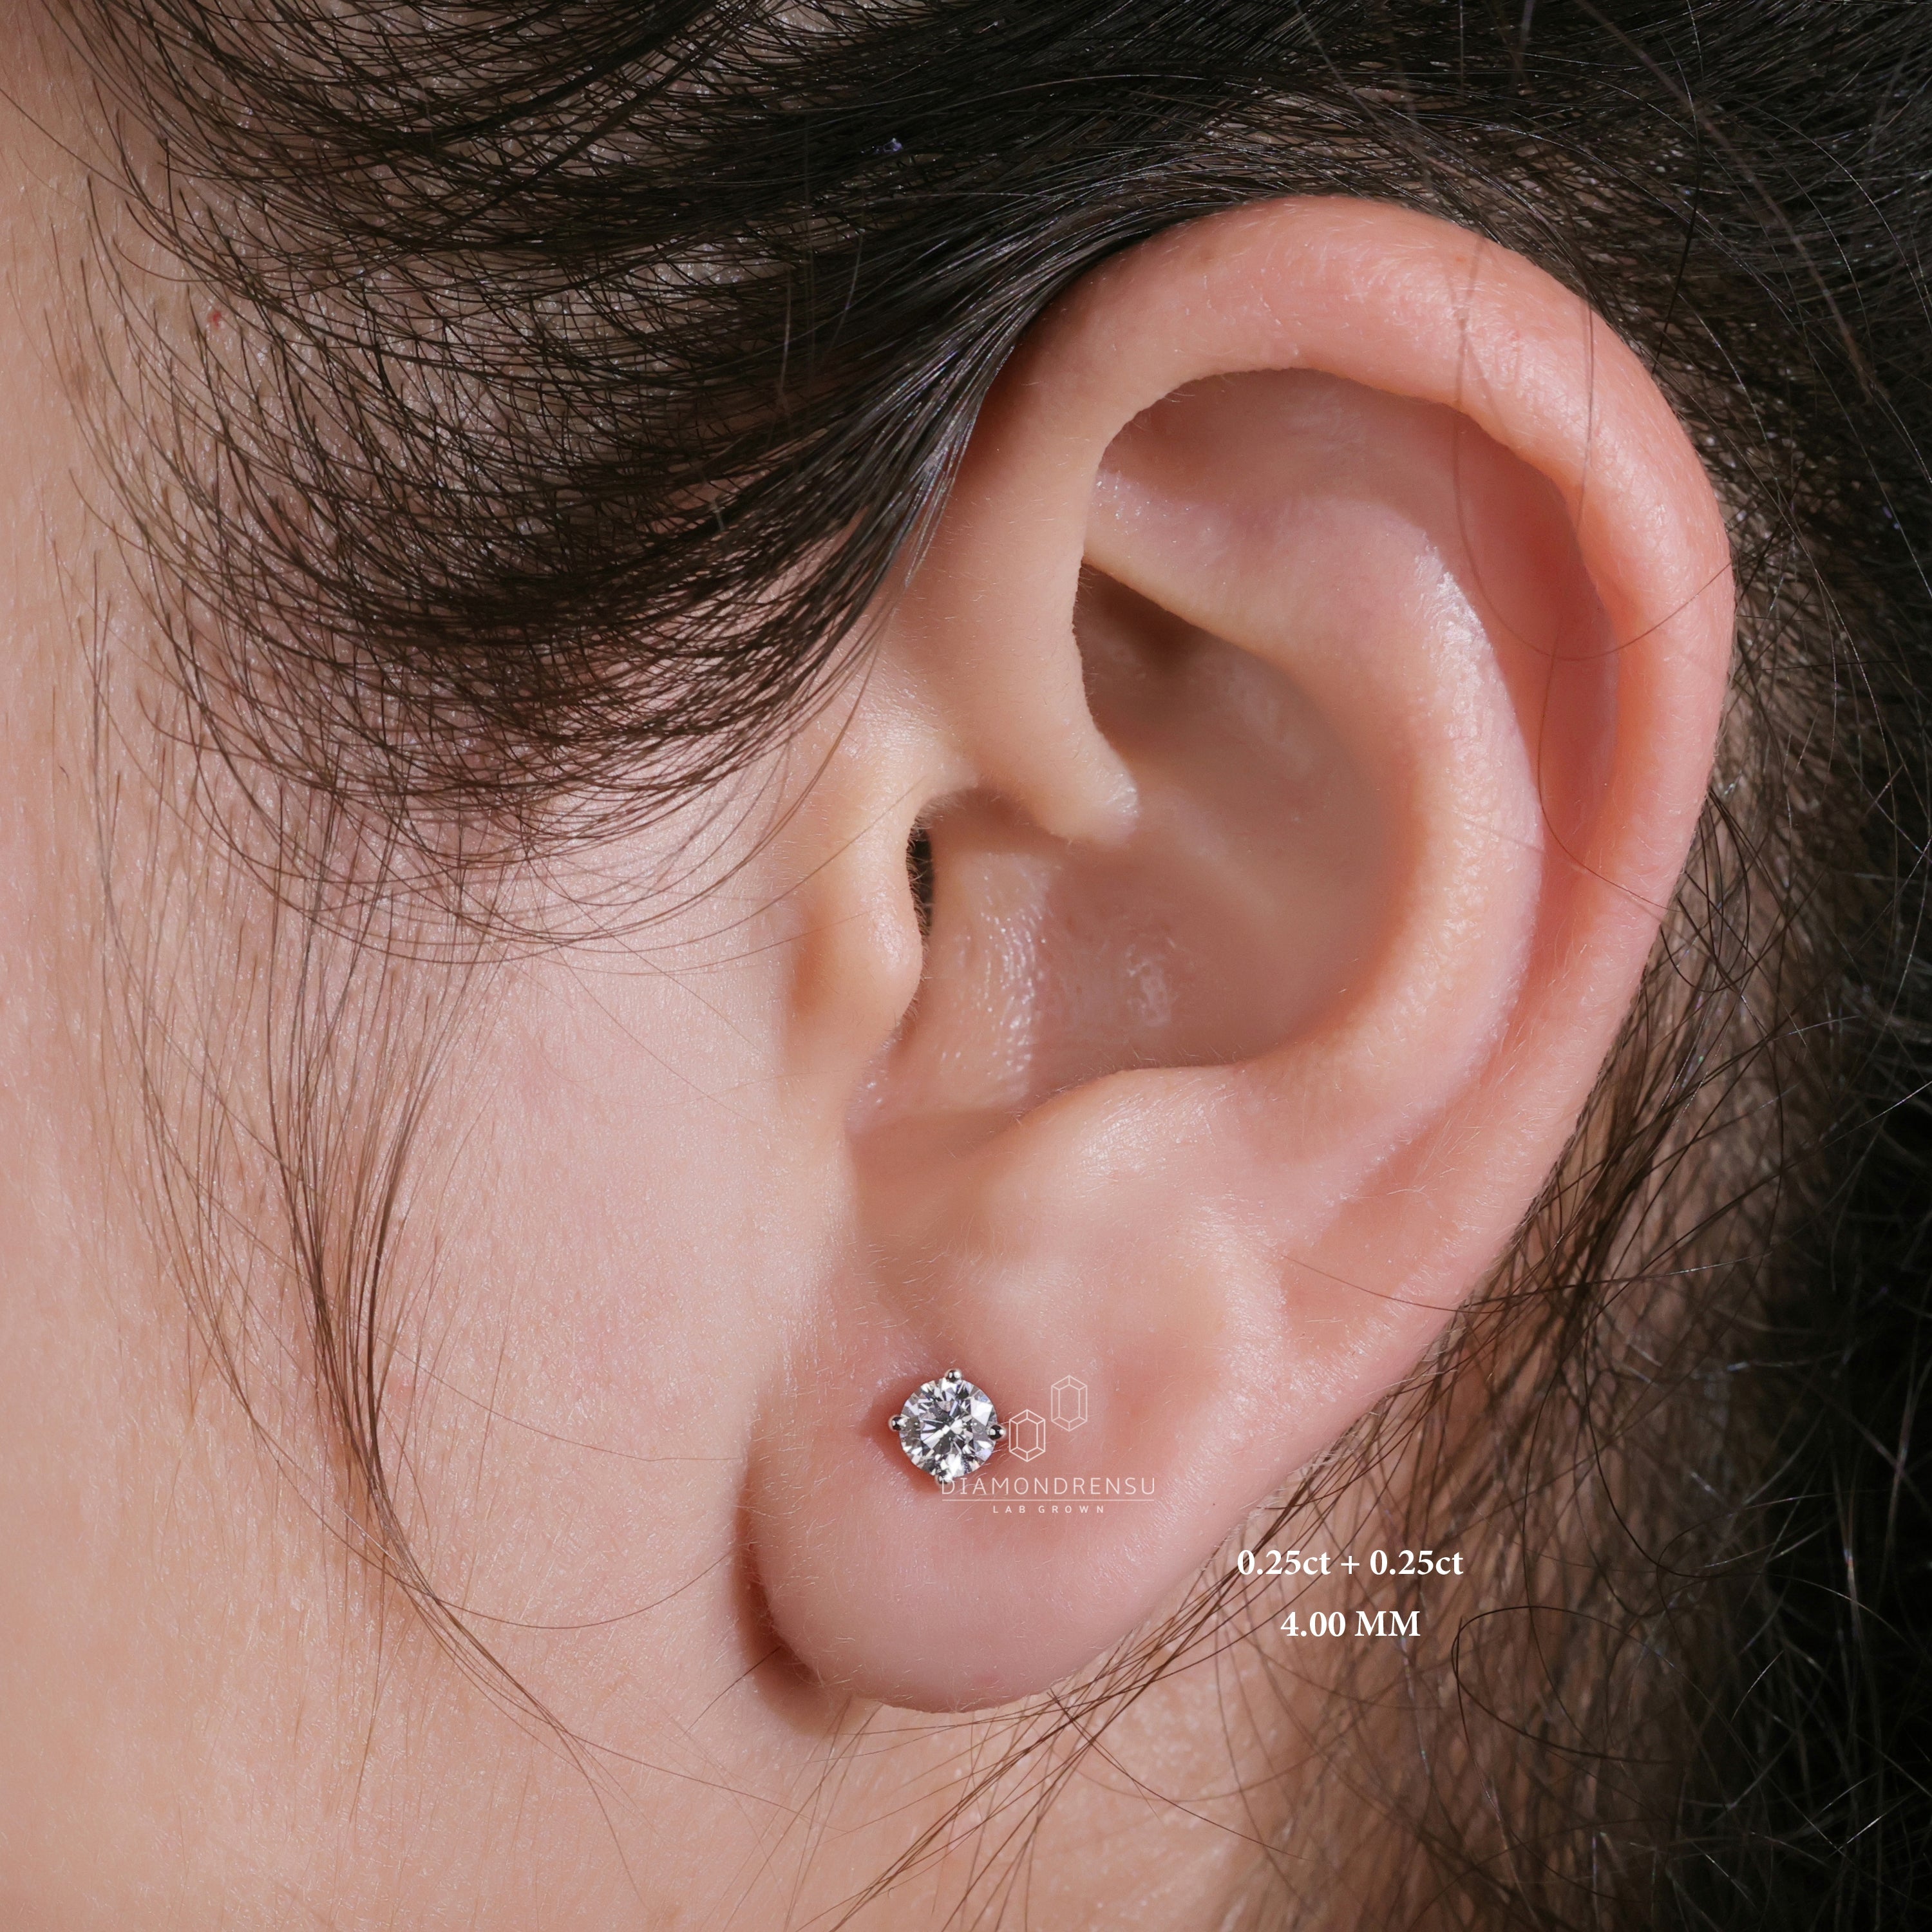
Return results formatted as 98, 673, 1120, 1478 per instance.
746, 199, 1733, 1713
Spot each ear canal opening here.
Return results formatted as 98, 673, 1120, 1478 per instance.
906, 822, 936, 940
858, 562, 1391, 1135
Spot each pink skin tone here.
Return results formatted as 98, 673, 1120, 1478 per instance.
0, 26, 1730, 1927
752, 204, 1731, 1710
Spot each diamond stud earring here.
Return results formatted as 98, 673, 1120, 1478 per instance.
889, 1369, 1005, 1485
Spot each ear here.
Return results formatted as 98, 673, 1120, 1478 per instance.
745, 198, 1732, 1712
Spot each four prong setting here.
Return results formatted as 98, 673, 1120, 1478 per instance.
889, 1369, 1005, 1485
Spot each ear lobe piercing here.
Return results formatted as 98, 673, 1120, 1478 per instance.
889, 1369, 1004, 1484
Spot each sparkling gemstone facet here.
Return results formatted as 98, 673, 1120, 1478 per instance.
890, 1370, 1003, 1484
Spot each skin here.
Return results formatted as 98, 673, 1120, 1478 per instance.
0, 22, 1733, 1931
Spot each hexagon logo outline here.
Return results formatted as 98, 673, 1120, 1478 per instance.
1005, 1408, 1048, 1463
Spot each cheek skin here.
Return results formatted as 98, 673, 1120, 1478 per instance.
397, 912, 793, 1660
